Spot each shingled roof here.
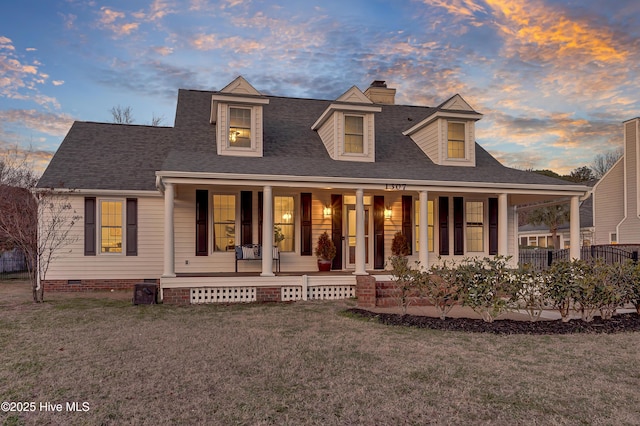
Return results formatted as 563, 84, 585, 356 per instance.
39, 88, 578, 191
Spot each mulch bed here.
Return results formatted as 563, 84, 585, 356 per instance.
346, 308, 640, 334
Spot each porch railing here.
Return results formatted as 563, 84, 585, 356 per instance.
519, 245, 640, 271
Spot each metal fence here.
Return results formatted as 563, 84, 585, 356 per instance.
519, 245, 640, 271
0, 249, 30, 280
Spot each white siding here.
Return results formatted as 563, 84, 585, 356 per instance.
44, 194, 164, 280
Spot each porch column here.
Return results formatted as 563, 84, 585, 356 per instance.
261, 185, 275, 277
570, 195, 581, 260
354, 188, 367, 275
162, 182, 176, 278
498, 193, 508, 256
419, 191, 429, 269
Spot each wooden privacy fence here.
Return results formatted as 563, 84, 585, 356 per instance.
519, 245, 640, 271
0, 249, 29, 280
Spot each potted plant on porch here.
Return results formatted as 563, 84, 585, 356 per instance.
315, 231, 336, 271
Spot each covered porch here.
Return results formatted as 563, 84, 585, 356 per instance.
156, 173, 586, 304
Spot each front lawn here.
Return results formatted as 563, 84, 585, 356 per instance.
1, 282, 639, 425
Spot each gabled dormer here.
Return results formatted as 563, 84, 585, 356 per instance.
210, 76, 269, 157
402, 94, 483, 167
311, 86, 382, 163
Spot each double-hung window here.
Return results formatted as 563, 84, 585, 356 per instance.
415, 199, 434, 252
228, 107, 252, 148
100, 200, 123, 253
344, 115, 364, 154
447, 122, 466, 159
466, 201, 484, 252
212, 194, 236, 251
274, 196, 295, 252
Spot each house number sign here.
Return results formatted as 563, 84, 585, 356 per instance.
385, 184, 407, 190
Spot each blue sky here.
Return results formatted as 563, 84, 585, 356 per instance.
1, 0, 639, 174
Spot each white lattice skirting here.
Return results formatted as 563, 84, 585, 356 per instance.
191, 287, 257, 304
281, 285, 355, 301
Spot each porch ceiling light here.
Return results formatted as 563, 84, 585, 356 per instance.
323, 206, 332, 218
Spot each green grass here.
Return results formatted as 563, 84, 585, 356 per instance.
1, 287, 639, 425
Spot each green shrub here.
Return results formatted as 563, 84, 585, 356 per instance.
422, 260, 463, 320
457, 256, 513, 323
544, 260, 580, 322
388, 255, 421, 314
509, 265, 550, 322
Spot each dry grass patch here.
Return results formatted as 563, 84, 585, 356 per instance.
1, 281, 639, 425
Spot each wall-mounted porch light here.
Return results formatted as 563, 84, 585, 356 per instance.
384, 207, 392, 220
323, 206, 332, 218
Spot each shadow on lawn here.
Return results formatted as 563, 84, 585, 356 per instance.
345, 308, 640, 335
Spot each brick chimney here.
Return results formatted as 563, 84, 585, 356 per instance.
364, 80, 396, 104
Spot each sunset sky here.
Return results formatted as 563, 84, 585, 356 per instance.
1, 0, 639, 174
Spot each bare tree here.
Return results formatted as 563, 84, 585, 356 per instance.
0, 145, 39, 188
150, 113, 165, 127
0, 186, 79, 302
110, 105, 135, 124
591, 148, 623, 179
0, 149, 79, 302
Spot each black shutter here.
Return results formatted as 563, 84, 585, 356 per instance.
126, 198, 137, 256
84, 197, 96, 256
241, 191, 253, 245
402, 195, 413, 255
195, 190, 208, 256
301, 193, 312, 255
331, 194, 343, 270
374, 195, 385, 269
258, 191, 263, 245
439, 197, 449, 255
489, 198, 498, 255
454, 197, 464, 255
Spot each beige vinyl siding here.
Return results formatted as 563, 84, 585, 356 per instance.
409, 120, 440, 164
44, 194, 164, 280
216, 104, 228, 155
617, 120, 640, 243
594, 160, 624, 244
317, 115, 336, 159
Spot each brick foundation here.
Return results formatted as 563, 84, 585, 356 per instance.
43, 279, 159, 292
256, 287, 281, 303
357, 277, 436, 308
355, 275, 376, 308
163, 288, 191, 305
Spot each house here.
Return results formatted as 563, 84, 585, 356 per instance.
592, 118, 640, 244
37, 76, 589, 304
518, 185, 595, 249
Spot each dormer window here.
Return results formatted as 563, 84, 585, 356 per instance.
312, 86, 381, 163
344, 115, 364, 154
447, 122, 466, 159
229, 107, 252, 148
210, 76, 269, 158
402, 94, 482, 167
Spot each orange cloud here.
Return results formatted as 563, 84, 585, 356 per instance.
190, 33, 264, 53
485, 0, 627, 64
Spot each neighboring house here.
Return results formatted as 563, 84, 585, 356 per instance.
592, 118, 640, 245
37, 76, 588, 303
518, 185, 595, 249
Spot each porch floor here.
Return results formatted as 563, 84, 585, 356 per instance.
175, 270, 391, 278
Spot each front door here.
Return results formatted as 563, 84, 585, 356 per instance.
346, 205, 370, 269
